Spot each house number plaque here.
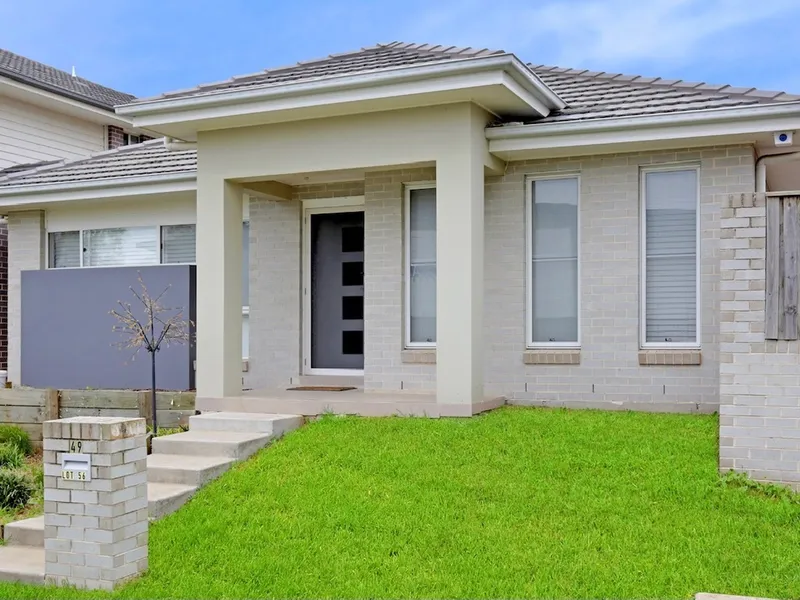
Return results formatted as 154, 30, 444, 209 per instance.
61, 441, 91, 481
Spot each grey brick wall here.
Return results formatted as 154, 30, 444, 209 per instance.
7, 210, 45, 385
364, 168, 436, 391
484, 146, 755, 411
247, 182, 364, 389
718, 193, 800, 490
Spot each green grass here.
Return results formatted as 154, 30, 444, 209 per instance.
0, 450, 43, 528
1, 407, 799, 599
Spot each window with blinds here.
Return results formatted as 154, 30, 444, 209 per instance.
529, 177, 580, 346
642, 168, 699, 345
49, 231, 81, 268
406, 187, 436, 346
83, 227, 159, 267
162, 224, 196, 264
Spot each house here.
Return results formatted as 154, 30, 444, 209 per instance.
0, 48, 149, 372
0, 42, 798, 486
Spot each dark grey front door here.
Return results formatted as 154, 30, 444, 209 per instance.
310, 211, 364, 370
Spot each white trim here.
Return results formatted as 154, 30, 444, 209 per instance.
639, 164, 701, 349
525, 173, 581, 349
404, 182, 437, 349
301, 200, 366, 376
488, 102, 800, 158
118, 54, 564, 121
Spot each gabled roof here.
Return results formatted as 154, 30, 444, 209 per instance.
0, 48, 136, 110
128, 42, 505, 104
530, 65, 800, 124
0, 140, 195, 190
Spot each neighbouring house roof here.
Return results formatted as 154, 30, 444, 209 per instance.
0, 48, 136, 110
0, 140, 196, 189
123, 41, 799, 123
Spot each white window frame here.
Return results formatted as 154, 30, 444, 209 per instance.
404, 182, 437, 349
525, 173, 581, 349
639, 164, 701, 349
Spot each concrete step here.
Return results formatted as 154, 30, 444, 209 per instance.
148, 482, 198, 520
3, 515, 44, 547
190, 412, 304, 437
147, 453, 235, 487
152, 430, 273, 460
0, 545, 44, 585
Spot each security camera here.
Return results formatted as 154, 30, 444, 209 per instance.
774, 131, 794, 146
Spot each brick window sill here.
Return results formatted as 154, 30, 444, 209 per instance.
638, 350, 701, 366
523, 349, 581, 365
401, 350, 436, 364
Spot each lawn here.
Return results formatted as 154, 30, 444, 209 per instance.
1, 406, 798, 599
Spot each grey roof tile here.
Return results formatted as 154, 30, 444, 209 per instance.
0, 48, 135, 110
0, 140, 196, 189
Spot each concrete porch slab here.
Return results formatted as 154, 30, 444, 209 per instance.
197, 388, 505, 417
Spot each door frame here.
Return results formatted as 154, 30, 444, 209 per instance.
302, 196, 366, 376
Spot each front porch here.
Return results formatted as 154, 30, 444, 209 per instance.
195, 104, 502, 414
200, 376, 506, 418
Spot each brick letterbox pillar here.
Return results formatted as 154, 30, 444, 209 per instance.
42, 416, 148, 590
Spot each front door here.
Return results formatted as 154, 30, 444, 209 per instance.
309, 211, 364, 371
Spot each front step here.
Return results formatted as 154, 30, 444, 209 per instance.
190, 412, 304, 437
3, 516, 44, 547
147, 453, 235, 487
148, 482, 197, 520
0, 546, 44, 584
152, 430, 273, 460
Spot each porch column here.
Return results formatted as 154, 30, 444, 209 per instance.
196, 174, 243, 399
435, 127, 485, 409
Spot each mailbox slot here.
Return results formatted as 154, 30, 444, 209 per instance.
61, 453, 91, 481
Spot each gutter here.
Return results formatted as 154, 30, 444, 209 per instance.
486, 101, 800, 140
116, 54, 567, 117
0, 172, 196, 198
163, 137, 197, 151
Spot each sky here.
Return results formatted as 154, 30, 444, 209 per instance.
1, 0, 798, 99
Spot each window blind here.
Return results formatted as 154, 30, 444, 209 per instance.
162, 224, 196, 264
83, 227, 159, 267
644, 169, 698, 344
242, 221, 250, 306
408, 188, 436, 344
530, 177, 579, 344
49, 231, 80, 268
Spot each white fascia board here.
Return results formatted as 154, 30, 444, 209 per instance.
0, 76, 133, 127
0, 173, 196, 208
117, 55, 565, 125
487, 101, 800, 154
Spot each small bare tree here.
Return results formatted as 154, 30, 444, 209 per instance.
110, 273, 192, 432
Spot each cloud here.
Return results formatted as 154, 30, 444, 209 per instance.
402, 0, 799, 69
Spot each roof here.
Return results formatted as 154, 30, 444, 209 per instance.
0, 48, 136, 110
0, 41, 798, 191
0, 140, 195, 189
125, 41, 800, 124
530, 65, 800, 124
129, 42, 504, 104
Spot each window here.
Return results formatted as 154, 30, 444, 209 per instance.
84, 226, 159, 267
641, 167, 699, 346
123, 133, 142, 146
527, 176, 580, 347
49, 231, 80, 269
162, 225, 196, 264
48, 222, 251, 358
405, 185, 436, 347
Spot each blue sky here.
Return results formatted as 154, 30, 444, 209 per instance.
1, 0, 798, 99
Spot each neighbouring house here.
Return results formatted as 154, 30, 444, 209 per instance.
0, 42, 798, 487
0, 48, 150, 372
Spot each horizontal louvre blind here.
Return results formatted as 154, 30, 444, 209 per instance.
409, 188, 436, 344
83, 226, 159, 267
242, 221, 249, 306
644, 169, 698, 343
49, 231, 80, 268
531, 177, 579, 344
162, 224, 196, 264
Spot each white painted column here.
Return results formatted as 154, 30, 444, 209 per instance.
196, 174, 243, 399
435, 121, 485, 410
